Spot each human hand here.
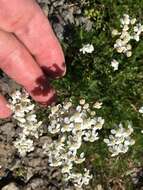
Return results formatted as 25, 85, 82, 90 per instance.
0, 0, 66, 119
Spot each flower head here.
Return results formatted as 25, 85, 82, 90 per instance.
111, 59, 119, 71
80, 44, 94, 54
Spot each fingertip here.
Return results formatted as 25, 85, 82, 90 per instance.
37, 90, 57, 106
56, 62, 67, 79
42, 61, 67, 79
25, 76, 57, 106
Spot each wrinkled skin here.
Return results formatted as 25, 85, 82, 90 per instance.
0, 0, 66, 119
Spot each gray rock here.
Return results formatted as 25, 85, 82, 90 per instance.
37, 0, 93, 40
0, 143, 15, 175
0, 122, 16, 142
2, 183, 19, 190
28, 178, 45, 189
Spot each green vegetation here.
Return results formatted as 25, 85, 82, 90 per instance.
50, 0, 143, 189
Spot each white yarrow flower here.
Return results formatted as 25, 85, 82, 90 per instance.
112, 14, 143, 58
112, 29, 119, 36
9, 90, 43, 155
111, 59, 119, 71
104, 123, 135, 157
43, 100, 104, 188
139, 106, 143, 113
14, 135, 34, 157
93, 102, 103, 109
80, 44, 94, 54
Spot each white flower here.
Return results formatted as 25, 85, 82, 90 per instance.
51, 105, 60, 115
9, 90, 43, 155
14, 135, 34, 157
79, 99, 86, 105
134, 23, 143, 34
122, 25, 129, 31
112, 29, 119, 36
83, 103, 89, 110
104, 123, 135, 157
19, 121, 42, 138
90, 111, 96, 116
79, 44, 94, 54
68, 134, 82, 150
112, 14, 143, 58
133, 34, 140, 42
76, 105, 82, 112
43, 100, 104, 189
120, 14, 130, 25
111, 59, 119, 71
26, 114, 37, 123
126, 44, 132, 50
93, 102, 102, 109
114, 39, 123, 48
48, 123, 61, 134
61, 160, 73, 174
122, 33, 131, 43
70, 169, 92, 188
139, 106, 143, 113
64, 117, 71, 124
130, 18, 136, 25
96, 117, 105, 127
120, 31, 129, 39
63, 102, 72, 110
74, 152, 85, 164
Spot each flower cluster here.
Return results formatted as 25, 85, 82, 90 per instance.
43, 99, 104, 188
9, 90, 43, 156
14, 135, 34, 156
104, 123, 135, 157
79, 44, 94, 54
63, 169, 92, 189
112, 14, 143, 57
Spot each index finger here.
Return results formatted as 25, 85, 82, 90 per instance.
0, 0, 66, 79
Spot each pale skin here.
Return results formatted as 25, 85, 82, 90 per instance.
0, 0, 66, 119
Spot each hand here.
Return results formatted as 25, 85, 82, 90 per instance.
0, 0, 66, 119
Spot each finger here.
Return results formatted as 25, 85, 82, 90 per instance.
0, 0, 66, 79
0, 95, 12, 119
0, 29, 56, 105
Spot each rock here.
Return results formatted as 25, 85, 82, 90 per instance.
27, 178, 45, 190
0, 74, 20, 96
0, 143, 15, 176
130, 167, 143, 188
0, 122, 16, 142
37, 0, 93, 40
2, 183, 19, 190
